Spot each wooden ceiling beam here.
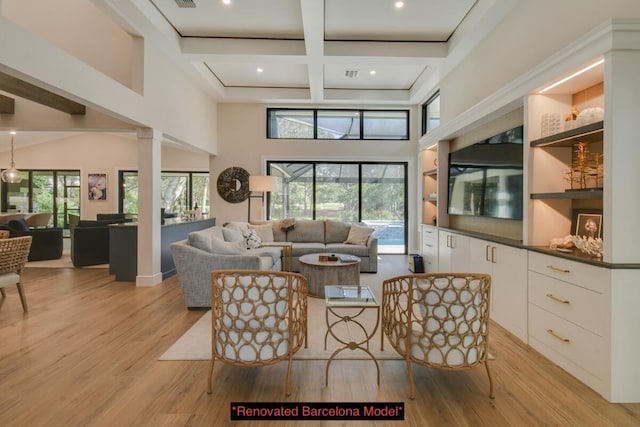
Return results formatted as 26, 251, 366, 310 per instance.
0, 94, 14, 114
0, 71, 86, 115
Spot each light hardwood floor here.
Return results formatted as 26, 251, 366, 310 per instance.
1, 260, 639, 426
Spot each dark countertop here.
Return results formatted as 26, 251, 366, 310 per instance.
438, 227, 640, 270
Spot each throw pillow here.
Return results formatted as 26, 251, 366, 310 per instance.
280, 218, 296, 231
243, 229, 262, 249
225, 221, 250, 234
8, 218, 29, 231
188, 231, 213, 252
210, 237, 247, 255
344, 224, 374, 245
249, 223, 274, 243
222, 227, 244, 242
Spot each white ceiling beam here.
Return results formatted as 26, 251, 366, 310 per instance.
324, 88, 410, 103
180, 38, 306, 59
299, 0, 325, 102
325, 40, 448, 59
223, 86, 311, 102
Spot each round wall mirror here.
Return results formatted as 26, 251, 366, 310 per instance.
217, 167, 250, 203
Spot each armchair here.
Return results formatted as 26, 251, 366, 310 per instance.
382, 273, 493, 399
7, 218, 63, 261
0, 236, 33, 311
208, 270, 308, 396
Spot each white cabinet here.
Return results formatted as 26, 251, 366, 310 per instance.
420, 224, 438, 272
527, 251, 611, 399
438, 230, 469, 272
469, 238, 528, 343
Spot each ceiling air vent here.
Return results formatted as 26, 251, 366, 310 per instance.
174, 0, 196, 8
344, 70, 360, 78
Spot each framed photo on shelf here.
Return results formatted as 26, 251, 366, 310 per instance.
88, 173, 107, 201
572, 209, 602, 239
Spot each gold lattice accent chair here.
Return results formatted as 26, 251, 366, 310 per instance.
0, 236, 33, 312
208, 270, 308, 396
382, 273, 493, 399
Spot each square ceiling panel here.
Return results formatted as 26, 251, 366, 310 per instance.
324, 64, 427, 90
324, 0, 477, 41
151, 0, 304, 38
207, 62, 308, 88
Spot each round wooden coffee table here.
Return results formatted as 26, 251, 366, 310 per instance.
299, 253, 361, 298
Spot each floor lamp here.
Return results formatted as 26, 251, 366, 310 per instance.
248, 176, 277, 222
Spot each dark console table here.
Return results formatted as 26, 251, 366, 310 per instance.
109, 217, 216, 281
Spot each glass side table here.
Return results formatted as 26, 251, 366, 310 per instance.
324, 285, 380, 386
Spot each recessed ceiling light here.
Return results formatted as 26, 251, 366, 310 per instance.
257, 68, 263, 73
395, 1, 404, 9
222, 0, 231, 5
370, 70, 376, 75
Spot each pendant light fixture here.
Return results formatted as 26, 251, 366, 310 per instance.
1, 131, 22, 184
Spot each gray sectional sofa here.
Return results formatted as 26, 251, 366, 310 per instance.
170, 219, 377, 308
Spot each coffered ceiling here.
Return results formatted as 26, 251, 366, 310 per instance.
101, 0, 497, 105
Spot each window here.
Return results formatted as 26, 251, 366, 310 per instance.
422, 91, 440, 135
267, 161, 408, 254
267, 108, 409, 140
1, 169, 80, 232
118, 171, 209, 217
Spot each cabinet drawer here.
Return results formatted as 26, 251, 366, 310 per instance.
528, 303, 606, 381
528, 271, 607, 336
528, 251, 610, 294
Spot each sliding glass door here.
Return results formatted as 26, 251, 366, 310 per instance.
267, 161, 407, 254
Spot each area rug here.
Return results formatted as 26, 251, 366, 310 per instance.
159, 295, 403, 361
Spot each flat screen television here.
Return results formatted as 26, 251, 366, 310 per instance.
447, 126, 524, 220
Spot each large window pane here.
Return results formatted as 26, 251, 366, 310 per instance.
268, 108, 409, 140
361, 164, 406, 254
267, 161, 407, 254
422, 92, 440, 135
121, 171, 139, 216
269, 163, 314, 220
192, 173, 210, 215
315, 163, 359, 222
119, 171, 209, 217
317, 110, 360, 139
362, 111, 409, 140
161, 172, 189, 213
267, 109, 314, 138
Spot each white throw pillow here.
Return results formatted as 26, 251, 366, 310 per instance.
344, 224, 374, 245
243, 229, 262, 249
249, 223, 274, 243
222, 227, 244, 242
210, 237, 247, 255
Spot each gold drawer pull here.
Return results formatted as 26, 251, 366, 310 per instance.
546, 329, 571, 343
546, 293, 570, 304
547, 265, 570, 273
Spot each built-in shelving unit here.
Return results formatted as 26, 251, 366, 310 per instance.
530, 120, 603, 147
527, 82, 604, 247
420, 147, 438, 226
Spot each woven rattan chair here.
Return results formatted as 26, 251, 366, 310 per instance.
208, 270, 308, 396
382, 273, 493, 399
0, 236, 33, 312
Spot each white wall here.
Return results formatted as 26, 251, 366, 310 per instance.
0, 133, 209, 220
2, 0, 135, 89
212, 103, 419, 248
0, 8, 218, 153
439, 0, 640, 122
